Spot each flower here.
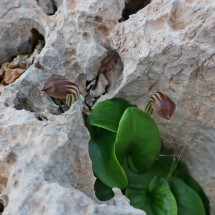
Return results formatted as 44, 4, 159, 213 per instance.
42, 77, 79, 100
145, 92, 176, 120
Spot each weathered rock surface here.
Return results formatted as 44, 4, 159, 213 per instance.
108, 0, 215, 212
0, 0, 214, 214
0, 103, 144, 215
0, 0, 145, 214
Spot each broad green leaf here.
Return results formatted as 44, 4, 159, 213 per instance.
185, 176, 210, 215
115, 107, 161, 172
173, 160, 190, 180
174, 161, 210, 214
169, 177, 206, 215
126, 188, 154, 214
125, 156, 174, 189
87, 98, 133, 132
94, 178, 114, 201
126, 177, 177, 215
89, 126, 127, 189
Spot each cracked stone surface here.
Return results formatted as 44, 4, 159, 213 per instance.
0, 0, 214, 214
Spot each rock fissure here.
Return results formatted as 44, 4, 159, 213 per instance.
0, 4, 22, 19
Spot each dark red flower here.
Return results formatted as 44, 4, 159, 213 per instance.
42, 77, 79, 100
145, 92, 176, 120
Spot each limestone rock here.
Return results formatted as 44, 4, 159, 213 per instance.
0, 0, 214, 214
0, 103, 144, 215
0, 0, 145, 214
108, 0, 215, 212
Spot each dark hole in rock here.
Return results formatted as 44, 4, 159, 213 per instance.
36, 114, 48, 121
31, 28, 45, 51
0, 28, 45, 86
37, 0, 61, 16
101, 51, 123, 92
94, 16, 103, 22
119, 0, 151, 21
37, 116, 43, 121
51, 97, 70, 114
50, 0, 58, 15
85, 51, 123, 109
0, 199, 4, 213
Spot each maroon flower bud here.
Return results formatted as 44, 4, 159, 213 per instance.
145, 92, 176, 120
42, 77, 79, 100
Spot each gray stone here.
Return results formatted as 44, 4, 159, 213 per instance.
0, 0, 145, 214
108, 0, 215, 212
0, 0, 214, 214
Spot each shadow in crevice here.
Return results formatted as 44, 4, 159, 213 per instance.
0, 200, 4, 213
37, 0, 62, 16
85, 51, 123, 109
0, 28, 45, 86
119, 0, 151, 22
30, 28, 45, 51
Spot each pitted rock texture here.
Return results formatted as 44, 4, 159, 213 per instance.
0, 39, 44, 88
108, 0, 215, 212
0, 103, 145, 215
0, 0, 214, 214
0, 0, 145, 214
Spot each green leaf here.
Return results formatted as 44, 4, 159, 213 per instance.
126, 188, 155, 214
125, 156, 174, 189
185, 176, 210, 215
89, 126, 128, 189
174, 161, 210, 214
169, 177, 206, 215
94, 178, 114, 201
173, 160, 190, 180
115, 107, 161, 172
87, 98, 133, 133
126, 176, 177, 215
